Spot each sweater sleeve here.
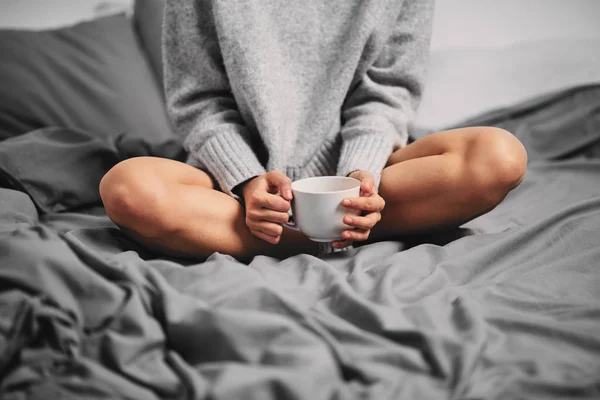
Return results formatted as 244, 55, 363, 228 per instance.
336, 0, 434, 186
163, 0, 266, 196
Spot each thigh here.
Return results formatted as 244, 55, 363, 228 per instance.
386, 127, 477, 166
101, 156, 316, 259
108, 156, 216, 190
100, 156, 221, 234
386, 126, 523, 168
376, 126, 526, 236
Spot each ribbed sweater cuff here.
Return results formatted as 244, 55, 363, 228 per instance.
337, 131, 395, 188
192, 130, 266, 197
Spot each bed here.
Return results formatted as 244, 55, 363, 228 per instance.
1, 1, 600, 399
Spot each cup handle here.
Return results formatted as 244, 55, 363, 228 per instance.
282, 210, 300, 231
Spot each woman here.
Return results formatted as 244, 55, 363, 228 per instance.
99, 0, 527, 260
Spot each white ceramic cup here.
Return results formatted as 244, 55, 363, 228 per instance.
284, 176, 361, 242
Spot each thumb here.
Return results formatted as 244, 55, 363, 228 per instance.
266, 170, 293, 200
361, 174, 375, 195
351, 170, 375, 195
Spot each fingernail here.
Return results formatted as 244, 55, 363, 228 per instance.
342, 232, 350, 239
342, 199, 351, 206
344, 217, 353, 224
285, 189, 292, 199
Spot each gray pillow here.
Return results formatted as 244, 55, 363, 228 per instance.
0, 127, 121, 213
0, 13, 174, 143
0, 127, 185, 213
134, 0, 166, 92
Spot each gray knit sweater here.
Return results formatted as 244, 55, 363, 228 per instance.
164, 0, 434, 196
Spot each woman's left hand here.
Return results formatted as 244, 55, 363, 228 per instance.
333, 170, 385, 249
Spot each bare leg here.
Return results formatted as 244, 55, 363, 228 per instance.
99, 157, 316, 261
374, 126, 528, 238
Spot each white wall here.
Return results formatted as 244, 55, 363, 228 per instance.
0, 0, 599, 47
430, 0, 600, 50
0, 0, 132, 29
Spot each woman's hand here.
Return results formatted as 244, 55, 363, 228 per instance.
333, 170, 385, 249
240, 170, 293, 244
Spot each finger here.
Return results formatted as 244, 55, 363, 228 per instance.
252, 230, 281, 245
332, 240, 353, 249
251, 221, 284, 238
343, 213, 380, 230
266, 170, 293, 200
341, 196, 385, 212
341, 229, 370, 242
247, 208, 290, 224
359, 174, 375, 196
349, 170, 375, 195
252, 193, 290, 212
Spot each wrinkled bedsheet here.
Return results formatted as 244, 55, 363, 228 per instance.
1, 87, 600, 399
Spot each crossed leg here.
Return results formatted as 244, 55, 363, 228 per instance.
99, 157, 316, 261
99, 126, 527, 260
375, 126, 527, 238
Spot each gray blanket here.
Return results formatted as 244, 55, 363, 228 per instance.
1, 87, 599, 399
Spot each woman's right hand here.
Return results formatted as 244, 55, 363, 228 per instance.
240, 170, 293, 244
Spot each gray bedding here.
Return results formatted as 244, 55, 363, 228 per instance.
1, 87, 600, 399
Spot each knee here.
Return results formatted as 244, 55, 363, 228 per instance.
99, 159, 175, 237
467, 127, 528, 207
